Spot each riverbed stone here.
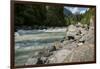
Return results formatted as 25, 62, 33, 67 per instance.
25, 58, 38, 65
47, 49, 72, 63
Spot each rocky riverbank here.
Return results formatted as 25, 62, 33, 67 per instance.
24, 20, 95, 65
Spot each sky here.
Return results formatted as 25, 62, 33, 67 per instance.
64, 6, 89, 14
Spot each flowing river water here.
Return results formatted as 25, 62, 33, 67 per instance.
15, 28, 66, 66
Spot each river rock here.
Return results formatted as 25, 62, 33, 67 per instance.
47, 49, 72, 63
74, 35, 81, 40
48, 45, 56, 52
76, 22, 83, 27
40, 57, 47, 64
77, 42, 83, 46
66, 25, 81, 40
15, 32, 20, 36
53, 41, 63, 50
79, 35, 86, 42
25, 58, 38, 65
67, 25, 78, 35
33, 52, 39, 57
36, 57, 43, 64
77, 27, 88, 35
38, 49, 51, 57
17, 30, 25, 35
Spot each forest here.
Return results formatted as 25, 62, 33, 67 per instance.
14, 3, 95, 31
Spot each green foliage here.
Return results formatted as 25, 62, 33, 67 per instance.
15, 4, 47, 27
45, 6, 66, 26
64, 14, 82, 26
14, 4, 66, 28
15, 3, 95, 30
64, 7, 95, 26
80, 8, 95, 26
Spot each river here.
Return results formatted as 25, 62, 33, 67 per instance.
15, 28, 66, 66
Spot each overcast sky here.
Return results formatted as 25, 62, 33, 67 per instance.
64, 6, 89, 14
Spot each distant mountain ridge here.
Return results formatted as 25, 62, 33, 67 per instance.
64, 8, 73, 16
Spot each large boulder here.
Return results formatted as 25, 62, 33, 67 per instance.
66, 25, 82, 40
67, 25, 78, 37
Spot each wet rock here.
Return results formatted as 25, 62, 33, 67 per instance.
33, 52, 39, 57
48, 45, 56, 52
60, 37, 66, 43
36, 57, 43, 64
68, 36, 75, 40
17, 30, 25, 35
53, 42, 63, 50
15, 32, 20, 36
38, 49, 51, 57
25, 58, 38, 65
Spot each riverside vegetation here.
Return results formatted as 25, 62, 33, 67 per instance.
14, 3, 95, 66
